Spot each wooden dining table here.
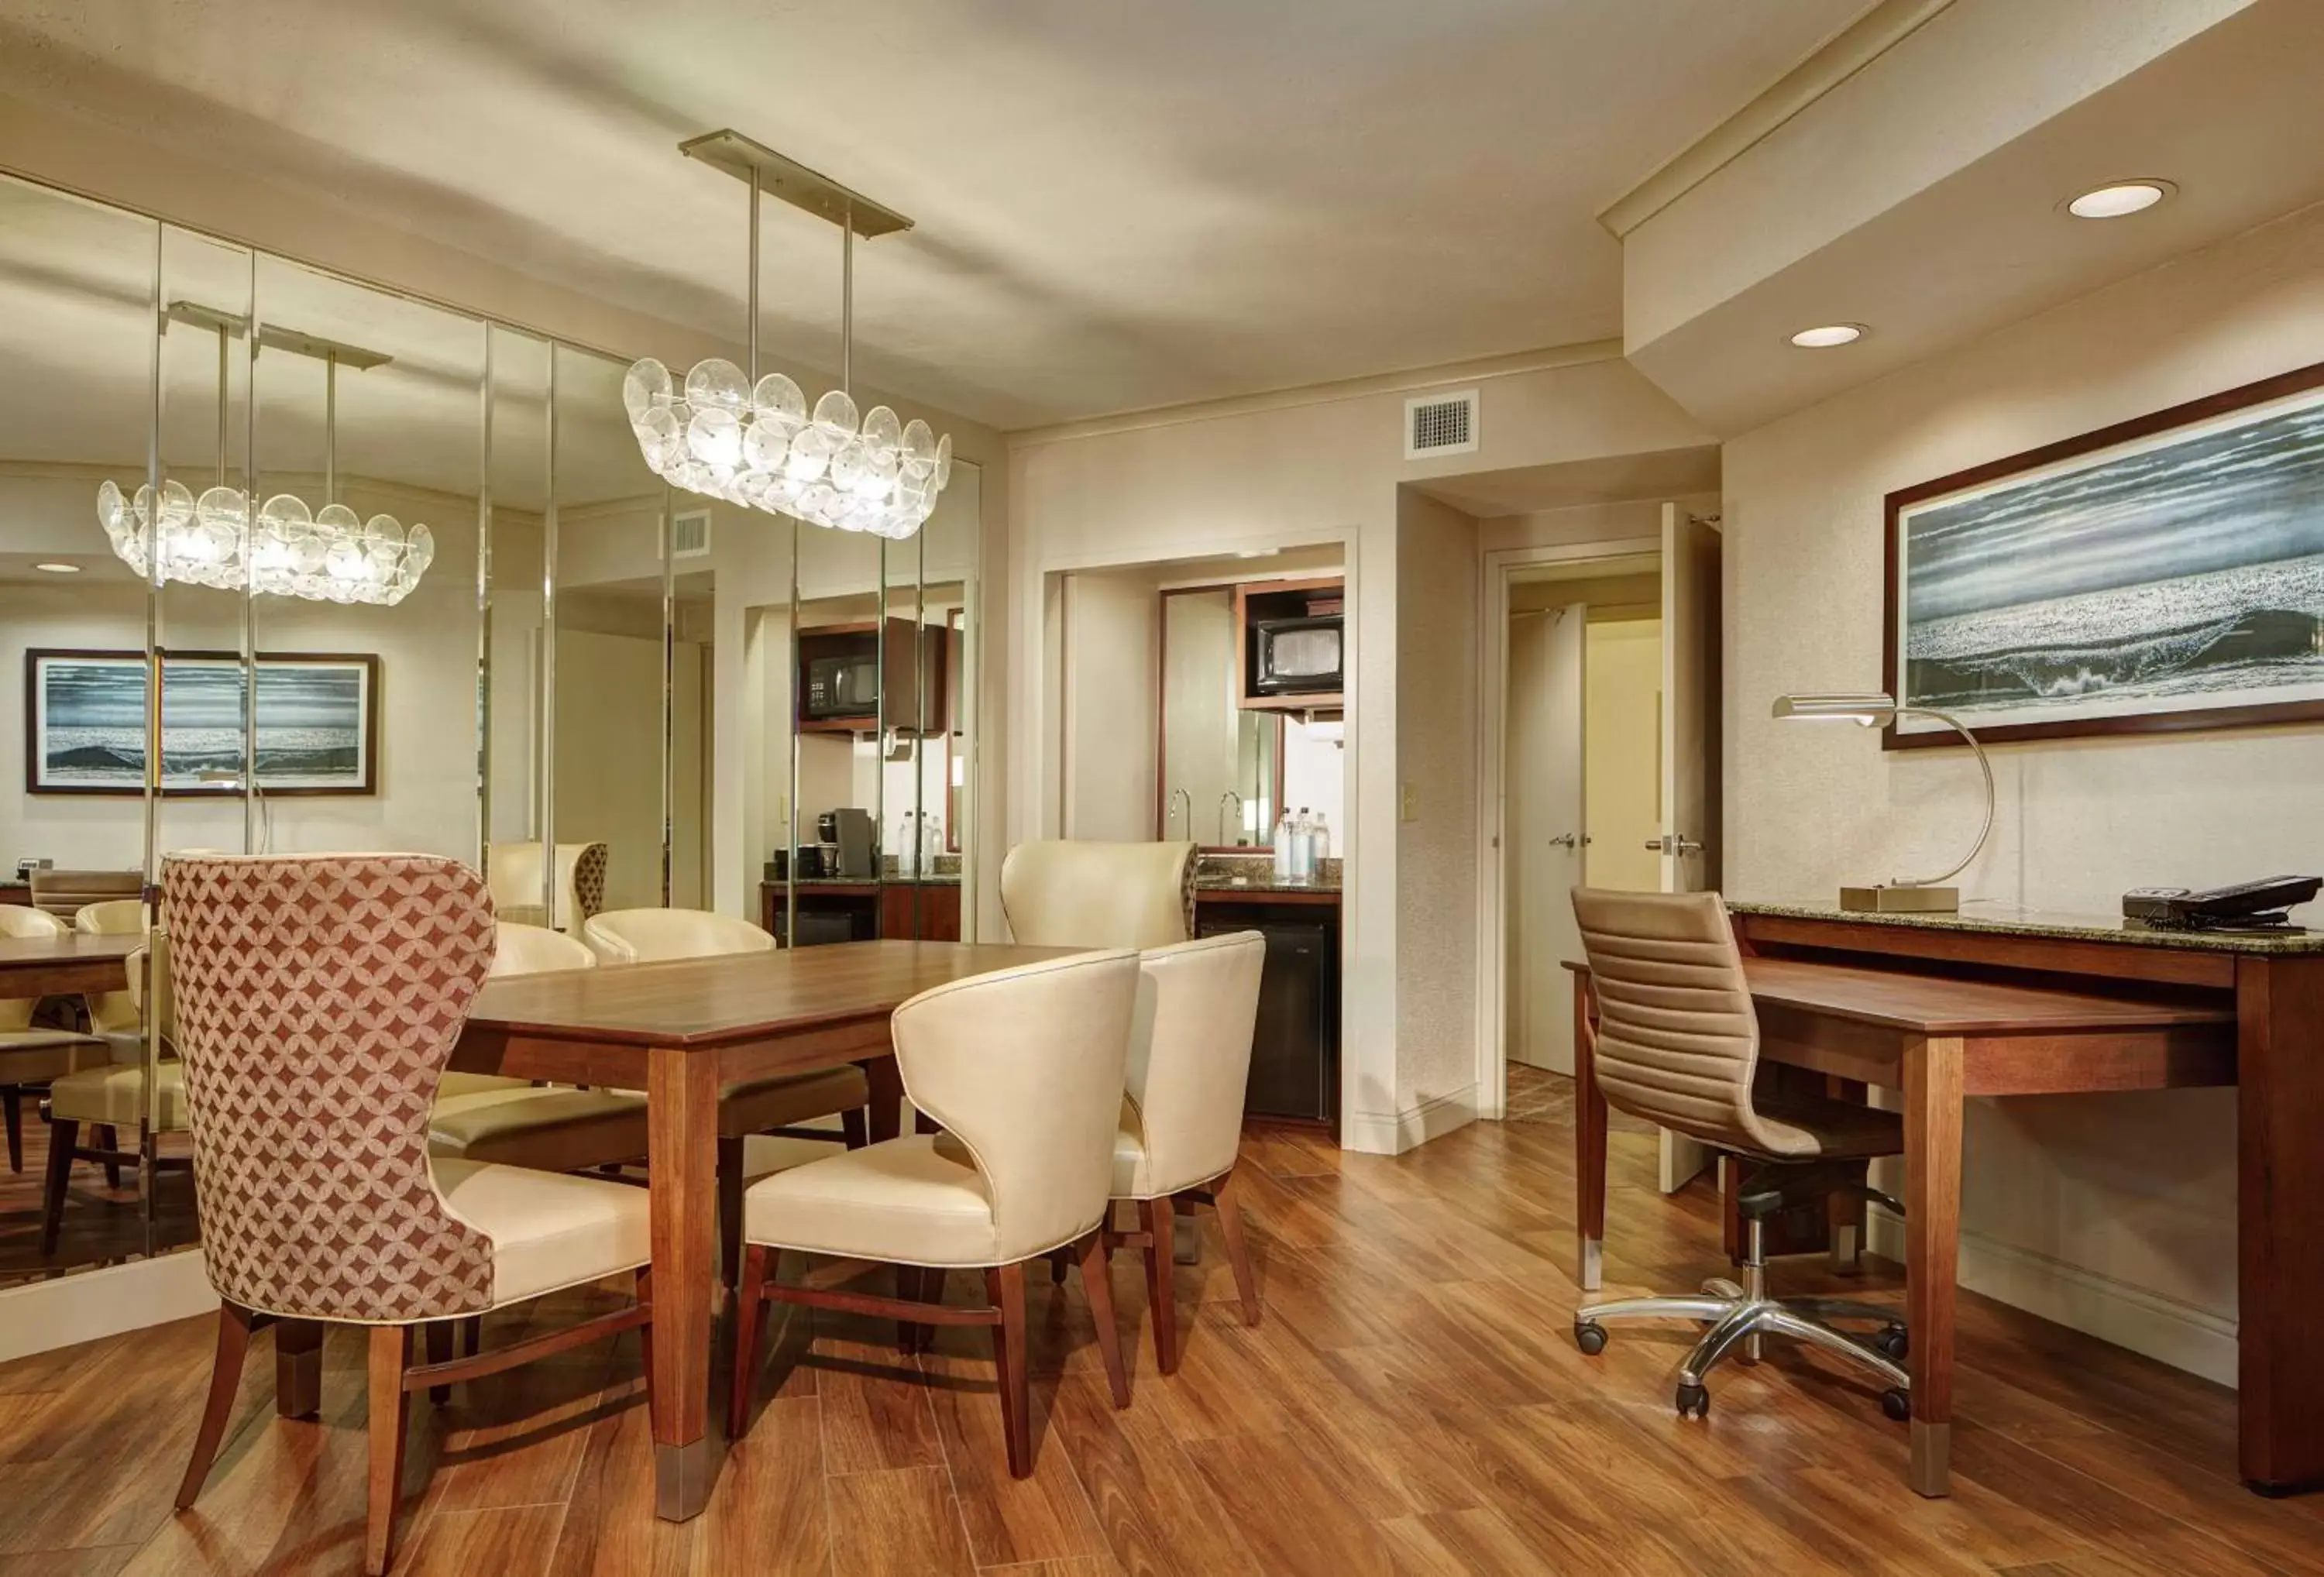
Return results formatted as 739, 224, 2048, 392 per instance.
0, 933, 138, 999
447, 938, 1079, 1520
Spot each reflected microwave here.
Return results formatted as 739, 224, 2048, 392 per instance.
803, 642, 880, 720
1250, 613, 1343, 696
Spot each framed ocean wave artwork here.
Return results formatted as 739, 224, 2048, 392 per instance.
1884, 360, 2324, 749
24, 649, 379, 795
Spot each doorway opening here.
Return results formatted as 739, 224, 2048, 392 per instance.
1477, 503, 1723, 1190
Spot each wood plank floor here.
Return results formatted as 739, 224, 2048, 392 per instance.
3, 1067, 2319, 1575
0, 1104, 200, 1288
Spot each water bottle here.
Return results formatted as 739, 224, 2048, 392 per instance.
1308, 809, 1330, 874
1272, 811, 1294, 881
1291, 808, 1313, 881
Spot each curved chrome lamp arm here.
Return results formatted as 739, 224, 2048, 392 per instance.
1891, 706, 1994, 889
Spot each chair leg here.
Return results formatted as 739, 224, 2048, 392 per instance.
39, 1117, 77, 1258
1211, 1169, 1261, 1327
276, 1320, 325, 1420
728, 1244, 770, 1441
1138, 1195, 1179, 1375
461, 1315, 483, 1359
95, 1124, 120, 1190
987, 1261, 1032, 1478
841, 1107, 868, 1149
175, 1301, 256, 1509
425, 1324, 453, 1407
635, 1268, 655, 1406
1076, 1230, 1132, 1409
366, 1325, 412, 1577
718, 1136, 747, 1294
2, 1085, 20, 1173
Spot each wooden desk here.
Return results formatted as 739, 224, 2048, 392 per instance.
452, 939, 1077, 1521
0, 933, 137, 999
1576, 902, 2324, 1500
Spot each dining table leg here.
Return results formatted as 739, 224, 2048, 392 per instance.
1574, 978, 1607, 1292
648, 1046, 720, 1521
1903, 1033, 1965, 1497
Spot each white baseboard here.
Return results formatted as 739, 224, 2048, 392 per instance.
0, 1249, 218, 1366
1868, 1208, 2236, 1387
1345, 1084, 1477, 1156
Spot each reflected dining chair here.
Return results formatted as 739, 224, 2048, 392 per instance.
730, 950, 1142, 1476
486, 840, 609, 934
0, 905, 106, 1174
41, 935, 191, 1257
583, 908, 871, 1287
999, 839, 1197, 947
165, 854, 655, 1577
1104, 932, 1268, 1373
1568, 888, 1910, 1423
75, 897, 151, 1062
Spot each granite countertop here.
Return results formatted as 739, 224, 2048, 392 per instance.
1730, 898, 2324, 956
774, 874, 963, 888
1195, 874, 1341, 897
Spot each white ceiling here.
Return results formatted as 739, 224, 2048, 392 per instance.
0, 0, 1871, 430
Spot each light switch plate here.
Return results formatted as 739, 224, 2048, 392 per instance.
1400, 783, 1418, 822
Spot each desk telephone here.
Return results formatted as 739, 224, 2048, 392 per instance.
2123, 875, 2322, 931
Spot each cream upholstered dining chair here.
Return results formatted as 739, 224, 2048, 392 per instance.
999, 840, 1196, 947
583, 907, 871, 1288
74, 898, 150, 1062
165, 854, 654, 1577
0, 905, 105, 1173
41, 935, 191, 1257
486, 840, 609, 933
432, 921, 600, 1104
1105, 931, 1268, 1373
1568, 888, 1910, 1424
730, 949, 1142, 1476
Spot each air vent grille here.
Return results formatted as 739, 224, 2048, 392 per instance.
1405, 390, 1478, 459
669, 509, 711, 559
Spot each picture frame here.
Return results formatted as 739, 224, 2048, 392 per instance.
24, 649, 381, 796
1883, 358, 2324, 750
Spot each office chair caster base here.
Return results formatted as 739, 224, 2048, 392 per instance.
1881, 1387, 1912, 1423
1875, 1323, 1909, 1362
1573, 1318, 1607, 1356
1675, 1382, 1710, 1419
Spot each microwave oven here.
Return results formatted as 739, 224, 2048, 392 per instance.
1250, 613, 1343, 696
803, 645, 880, 720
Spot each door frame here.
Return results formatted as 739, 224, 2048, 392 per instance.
1475, 534, 1659, 1122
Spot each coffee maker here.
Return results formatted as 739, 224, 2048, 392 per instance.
819, 808, 876, 879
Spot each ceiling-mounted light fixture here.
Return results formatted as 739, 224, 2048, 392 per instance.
1789, 323, 1865, 349
97, 303, 433, 604
2066, 180, 2173, 219
624, 130, 951, 541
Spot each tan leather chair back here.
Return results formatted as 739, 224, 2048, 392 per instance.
0, 905, 64, 1032
999, 840, 1195, 947
1126, 932, 1267, 1197
896, 950, 1140, 1263
1571, 888, 1788, 1156
124, 932, 175, 1046
29, 868, 141, 921
491, 921, 598, 977
75, 898, 150, 1039
583, 907, 773, 964
487, 841, 610, 933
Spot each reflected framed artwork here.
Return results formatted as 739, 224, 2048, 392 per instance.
1885, 359, 2324, 748
25, 649, 380, 795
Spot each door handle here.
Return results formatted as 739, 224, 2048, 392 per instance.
1548, 833, 1593, 850
1644, 835, 1707, 856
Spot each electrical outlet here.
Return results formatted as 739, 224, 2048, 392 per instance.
1400, 783, 1418, 822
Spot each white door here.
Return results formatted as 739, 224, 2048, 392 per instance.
1508, 603, 1587, 1074
1655, 503, 1724, 1191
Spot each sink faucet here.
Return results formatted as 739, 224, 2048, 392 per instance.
1167, 787, 1191, 839
1219, 790, 1243, 847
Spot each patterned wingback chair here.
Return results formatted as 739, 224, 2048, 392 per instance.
163, 853, 499, 1323
486, 841, 610, 935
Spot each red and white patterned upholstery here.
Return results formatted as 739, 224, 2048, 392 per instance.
163, 854, 500, 1324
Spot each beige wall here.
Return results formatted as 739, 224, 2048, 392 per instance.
1059, 566, 1161, 843
1723, 197, 2324, 1383
1584, 617, 1662, 893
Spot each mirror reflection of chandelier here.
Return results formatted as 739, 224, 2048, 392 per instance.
97, 304, 434, 605
624, 131, 951, 541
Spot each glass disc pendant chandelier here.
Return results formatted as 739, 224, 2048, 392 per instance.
98, 304, 434, 604
624, 130, 951, 541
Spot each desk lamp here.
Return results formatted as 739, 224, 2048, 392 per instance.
1771, 692, 1993, 913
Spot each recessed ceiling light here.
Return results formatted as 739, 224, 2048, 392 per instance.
33, 562, 81, 574
1789, 324, 1865, 349
2066, 180, 2173, 219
